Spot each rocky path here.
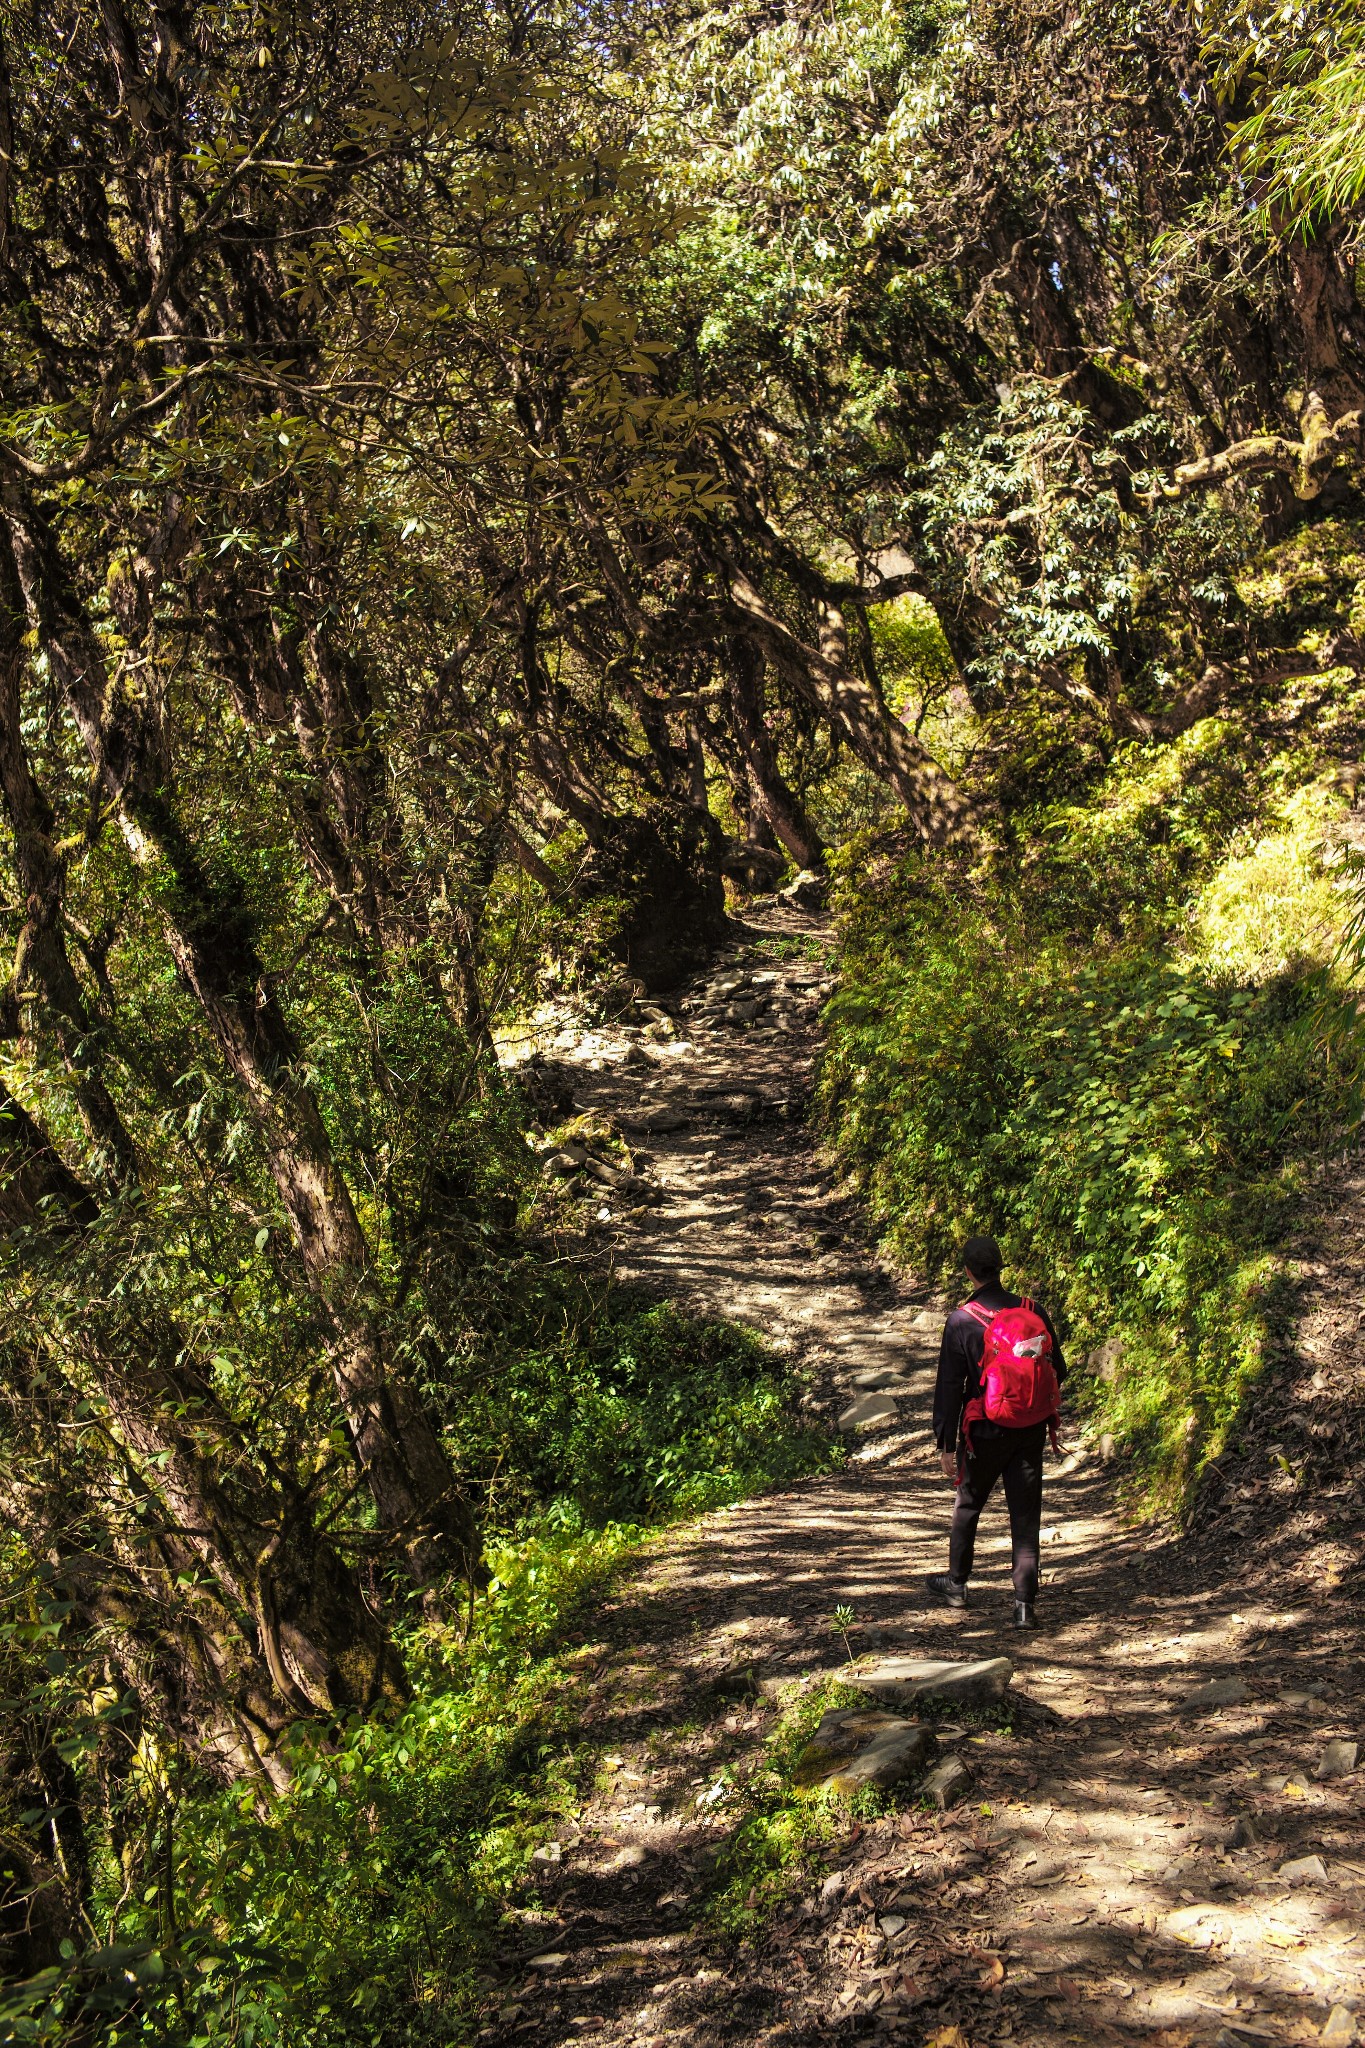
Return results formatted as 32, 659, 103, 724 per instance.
491, 914, 1365, 2048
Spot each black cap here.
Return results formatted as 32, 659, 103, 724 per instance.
962, 1234, 1003, 1276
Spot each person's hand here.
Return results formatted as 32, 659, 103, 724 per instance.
939, 1450, 958, 1484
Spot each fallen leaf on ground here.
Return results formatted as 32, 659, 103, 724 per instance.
926, 2030, 969, 2048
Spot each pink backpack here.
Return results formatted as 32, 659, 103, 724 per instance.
961, 1298, 1061, 1452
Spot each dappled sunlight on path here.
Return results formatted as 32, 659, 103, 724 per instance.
490, 912, 1365, 2048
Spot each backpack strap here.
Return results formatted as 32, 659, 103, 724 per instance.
959, 1304, 994, 1457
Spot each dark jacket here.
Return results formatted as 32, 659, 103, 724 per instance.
932, 1279, 1067, 1453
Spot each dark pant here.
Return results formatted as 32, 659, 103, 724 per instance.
949, 1424, 1046, 1604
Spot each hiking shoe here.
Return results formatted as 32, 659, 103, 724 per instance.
1013, 1602, 1037, 1629
925, 1573, 969, 1610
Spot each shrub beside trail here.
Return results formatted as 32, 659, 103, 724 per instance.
821, 731, 1361, 1507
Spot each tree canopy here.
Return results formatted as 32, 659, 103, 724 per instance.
1, 0, 1365, 2028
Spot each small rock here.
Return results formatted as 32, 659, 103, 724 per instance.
878, 1915, 907, 1938
711, 1661, 763, 1702
609, 1845, 648, 1870
1088, 1337, 1124, 1382
922, 1755, 971, 1809
1279, 1853, 1329, 1885
542, 1149, 587, 1177
531, 1842, 563, 1865
848, 1656, 1013, 1706
618, 1108, 691, 1134
1316, 1739, 1359, 1781
1179, 1678, 1247, 1714
780, 868, 828, 911
715, 1090, 763, 1123
1322, 2005, 1358, 2046
852, 1367, 908, 1391
837, 1393, 899, 1433
528, 1951, 570, 1970
1098, 1432, 1118, 1461
619, 1045, 659, 1071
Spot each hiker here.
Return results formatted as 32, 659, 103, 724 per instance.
925, 1234, 1066, 1630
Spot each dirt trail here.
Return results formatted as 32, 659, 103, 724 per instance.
491, 914, 1365, 2048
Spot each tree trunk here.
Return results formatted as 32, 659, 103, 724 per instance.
0, 1083, 408, 1757
2, 491, 478, 1589
725, 643, 825, 870
723, 572, 980, 849
0, 535, 141, 1188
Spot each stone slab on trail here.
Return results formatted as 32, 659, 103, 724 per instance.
1178, 1675, 1248, 1713
615, 1107, 692, 1134
799, 1708, 914, 1764
820, 1722, 937, 1796
847, 1654, 1014, 1705
836, 1392, 900, 1432
795, 1708, 938, 1796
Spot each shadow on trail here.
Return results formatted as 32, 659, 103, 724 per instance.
489, 917, 1365, 2047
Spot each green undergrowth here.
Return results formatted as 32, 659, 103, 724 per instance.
1, 1525, 638, 2048
821, 721, 1363, 1512
700, 1679, 1018, 1940
450, 1297, 840, 1529
2, 1302, 836, 2048
700, 1677, 864, 1938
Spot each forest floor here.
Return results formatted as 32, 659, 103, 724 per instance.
490, 910, 1365, 2048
